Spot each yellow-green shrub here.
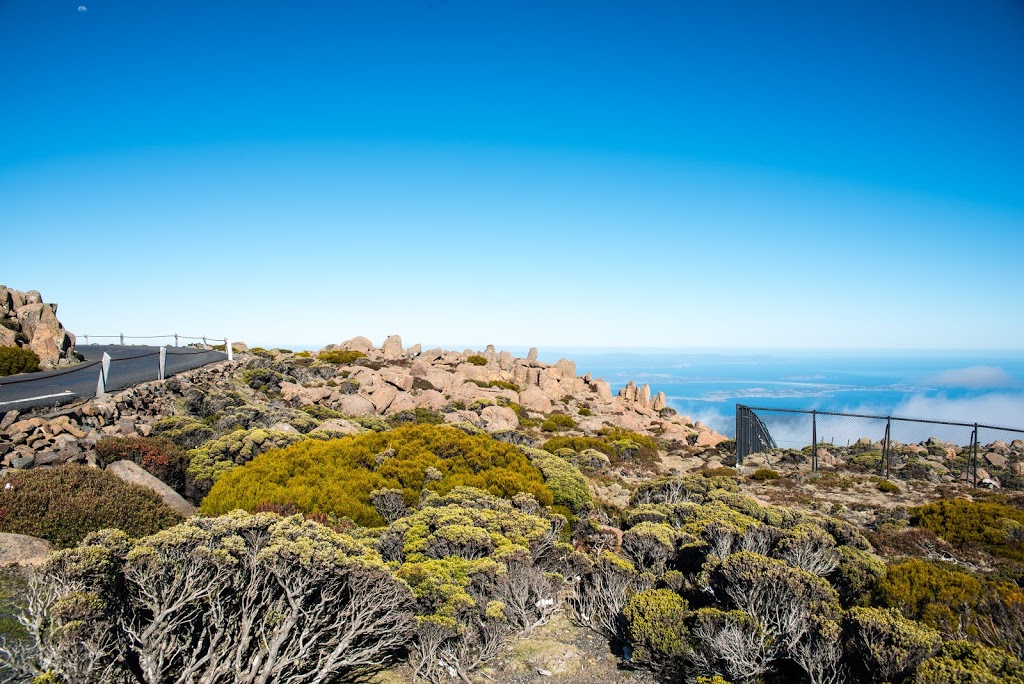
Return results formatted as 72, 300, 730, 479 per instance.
623, 589, 690, 675
317, 350, 366, 365
201, 425, 553, 526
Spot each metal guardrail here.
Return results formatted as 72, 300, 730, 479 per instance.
736, 404, 1024, 487
81, 333, 226, 347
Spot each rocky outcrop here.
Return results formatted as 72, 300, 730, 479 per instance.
106, 460, 197, 517
0, 285, 77, 368
0, 532, 54, 566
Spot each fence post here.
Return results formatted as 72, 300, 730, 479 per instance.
159, 346, 167, 381
96, 352, 111, 397
882, 418, 892, 479
226, 338, 233, 362
811, 410, 818, 472
174, 333, 179, 347
119, 333, 124, 346
971, 424, 979, 487
735, 405, 745, 467
202, 336, 207, 347
84, 335, 89, 344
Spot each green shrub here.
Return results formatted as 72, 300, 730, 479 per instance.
751, 468, 781, 481
0, 346, 40, 376
578, 407, 592, 416
0, 465, 183, 548
844, 606, 941, 683
703, 467, 738, 478
542, 436, 614, 457
540, 413, 577, 433
912, 640, 1024, 684
317, 350, 367, 365
94, 436, 188, 492
466, 355, 488, 366
521, 447, 592, 513
850, 450, 884, 471
201, 425, 553, 526
186, 428, 307, 497
877, 479, 899, 493
911, 499, 1024, 559
387, 408, 445, 427
241, 367, 286, 392
301, 404, 348, 421
152, 415, 215, 450
470, 379, 521, 392
623, 589, 690, 677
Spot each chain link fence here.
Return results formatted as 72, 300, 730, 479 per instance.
736, 405, 1024, 488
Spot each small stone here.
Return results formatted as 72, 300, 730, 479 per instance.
537, 669, 552, 677
10, 455, 34, 469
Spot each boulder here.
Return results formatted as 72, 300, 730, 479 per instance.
554, 358, 576, 380
369, 385, 398, 413
480, 405, 518, 432
381, 369, 414, 392
592, 379, 613, 403
269, 421, 300, 434
652, 392, 667, 411
0, 533, 54, 566
105, 460, 196, 517
527, 347, 539, 362
637, 384, 651, 407
415, 390, 447, 411
341, 336, 375, 353
407, 343, 422, 357
984, 452, 1009, 469
518, 387, 552, 413
311, 419, 361, 436
384, 392, 417, 415
338, 394, 375, 416
381, 335, 404, 361
695, 429, 728, 448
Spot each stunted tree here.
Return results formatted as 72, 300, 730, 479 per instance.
707, 552, 840, 655
689, 608, 772, 683
774, 523, 840, 576
569, 551, 650, 641
2, 511, 413, 684
370, 487, 408, 523
845, 607, 941, 683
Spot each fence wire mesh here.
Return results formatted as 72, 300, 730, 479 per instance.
736, 405, 1024, 488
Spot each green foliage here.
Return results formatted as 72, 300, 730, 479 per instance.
241, 367, 286, 392
703, 467, 738, 478
0, 465, 183, 548
540, 413, 577, 433
466, 355, 488, 366
201, 425, 553, 526
845, 606, 942, 683
877, 479, 899, 493
542, 436, 614, 458
301, 404, 348, 421
0, 345, 40, 375
831, 545, 886, 607
317, 349, 366, 365
750, 468, 781, 481
520, 447, 592, 513
623, 589, 690, 674
387, 407, 445, 427
186, 427, 306, 497
911, 499, 1024, 559
850, 450, 884, 471
470, 379, 521, 392
152, 416, 215, 450
578, 407, 592, 416
912, 641, 1024, 684
94, 436, 188, 491
874, 557, 1024, 653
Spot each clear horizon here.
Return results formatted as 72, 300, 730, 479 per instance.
3, 1, 1023, 350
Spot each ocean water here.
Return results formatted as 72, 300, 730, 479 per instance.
535, 350, 1024, 444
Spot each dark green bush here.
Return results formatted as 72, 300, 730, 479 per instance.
470, 379, 520, 392
540, 413, 577, 433
317, 350, 367, 365
911, 499, 1024, 557
578, 407, 592, 416
94, 436, 189, 492
466, 355, 488, 366
152, 416, 215, 450
0, 465, 183, 547
751, 468, 781, 481
877, 479, 899, 493
0, 346, 40, 376
241, 367, 286, 392
301, 404, 348, 421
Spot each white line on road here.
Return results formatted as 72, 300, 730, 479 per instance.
0, 391, 76, 407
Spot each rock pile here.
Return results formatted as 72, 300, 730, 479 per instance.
0, 285, 77, 368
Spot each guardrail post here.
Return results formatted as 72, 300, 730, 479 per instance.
811, 410, 817, 472
120, 333, 124, 346
202, 336, 207, 347
174, 333, 179, 347
84, 335, 89, 344
159, 346, 167, 380
96, 352, 111, 397
226, 338, 233, 361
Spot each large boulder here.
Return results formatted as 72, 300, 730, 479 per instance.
0, 286, 76, 368
381, 335, 404, 361
519, 387, 553, 413
340, 336, 374, 353
0, 532, 54, 566
105, 460, 197, 517
338, 394, 375, 416
480, 405, 518, 432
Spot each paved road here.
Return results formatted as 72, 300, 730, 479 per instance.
0, 345, 228, 413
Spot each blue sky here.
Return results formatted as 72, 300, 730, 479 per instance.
2, 1, 1023, 350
